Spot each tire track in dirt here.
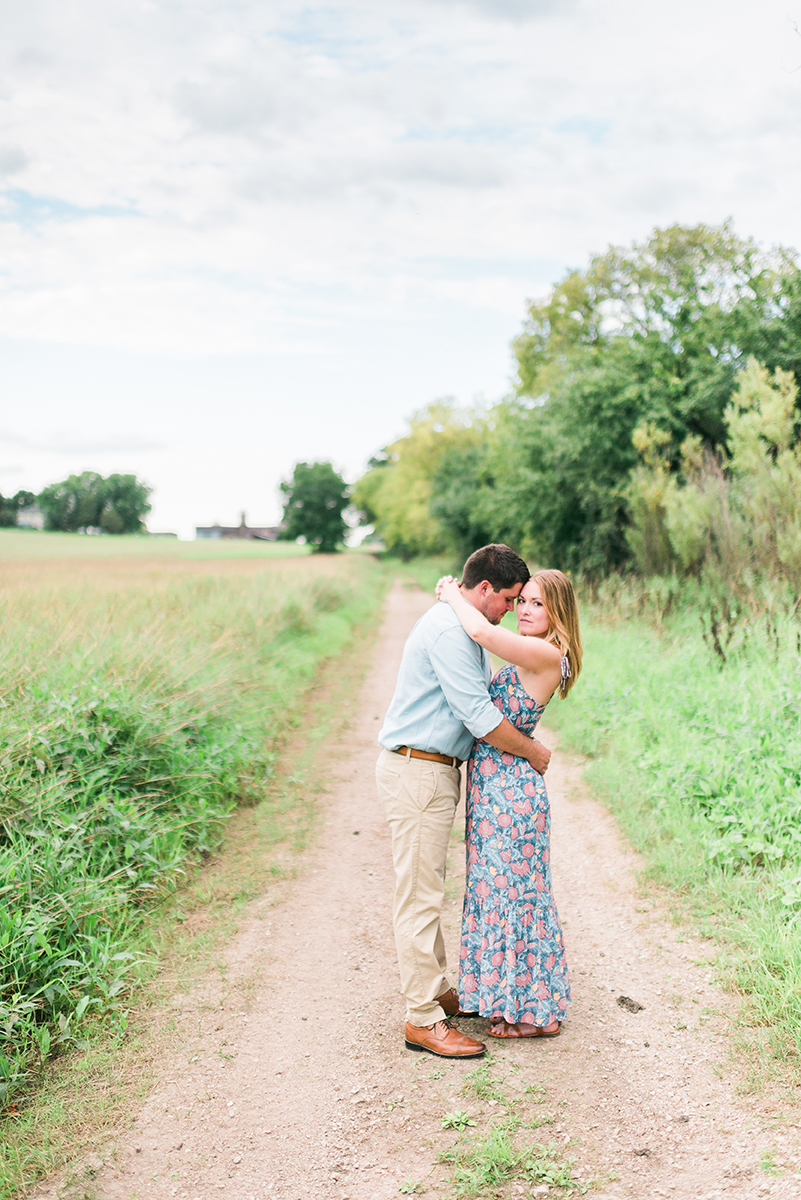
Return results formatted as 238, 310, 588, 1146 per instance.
35, 580, 801, 1199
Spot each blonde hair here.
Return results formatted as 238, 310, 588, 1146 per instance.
532, 569, 582, 698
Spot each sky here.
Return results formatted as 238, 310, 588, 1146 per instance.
2, 0, 800, 537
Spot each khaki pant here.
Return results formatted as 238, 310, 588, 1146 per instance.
375, 746, 461, 1027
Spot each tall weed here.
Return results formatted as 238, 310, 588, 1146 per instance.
626, 360, 801, 597
0, 557, 386, 1104
546, 583, 801, 1068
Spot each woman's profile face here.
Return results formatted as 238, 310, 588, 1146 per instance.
516, 579, 550, 638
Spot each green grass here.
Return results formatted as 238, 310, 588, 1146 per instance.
439, 1053, 588, 1198
383, 554, 458, 596
461, 1061, 507, 1104
545, 582, 801, 1081
441, 1122, 584, 1197
0, 551, 389, 1146
0, 528, 314, 560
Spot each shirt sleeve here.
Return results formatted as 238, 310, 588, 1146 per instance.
428, 625, 505, 740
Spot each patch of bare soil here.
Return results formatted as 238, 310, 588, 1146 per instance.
33, 581, 801, 1200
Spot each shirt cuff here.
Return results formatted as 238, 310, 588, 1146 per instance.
468, 705, 504, 741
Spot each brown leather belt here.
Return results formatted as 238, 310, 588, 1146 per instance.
392, 745, 463, 769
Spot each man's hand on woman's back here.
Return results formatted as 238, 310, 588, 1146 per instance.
525, 739, 551, 775
483, 718, 551, 775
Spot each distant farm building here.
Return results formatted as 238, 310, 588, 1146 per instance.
195, 513, 283, 541
17, 505, 45, 530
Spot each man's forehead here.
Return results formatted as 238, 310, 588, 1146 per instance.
498, 582, 523, 598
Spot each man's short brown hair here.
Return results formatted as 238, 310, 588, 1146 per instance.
462, 543, 530, 591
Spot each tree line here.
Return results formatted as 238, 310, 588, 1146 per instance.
350, 221, 801, 587
30, 222, 790, 563
0, 472, 152, 534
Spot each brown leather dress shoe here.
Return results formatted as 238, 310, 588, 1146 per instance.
405, 1019, 486, 1058
436, 987, 479, 1019
435, 987, 460, 1016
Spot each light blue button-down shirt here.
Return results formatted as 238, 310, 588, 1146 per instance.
378, 602, 504, 762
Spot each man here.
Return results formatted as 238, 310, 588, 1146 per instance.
376, 544, 552, 1059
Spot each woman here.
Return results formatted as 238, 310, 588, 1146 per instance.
437, 569, 582, 1039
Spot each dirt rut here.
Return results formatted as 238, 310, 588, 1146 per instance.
35, 580, 801, 1199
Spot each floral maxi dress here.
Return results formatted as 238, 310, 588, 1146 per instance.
457, 663, 570, 1026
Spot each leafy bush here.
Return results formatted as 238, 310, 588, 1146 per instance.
627, 359, 801, 594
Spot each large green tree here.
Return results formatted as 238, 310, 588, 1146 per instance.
279, 460, 349, 553
475, 222, 801, 571
0, 490, 35, 527
353, 222, 801, 574
38, 472, 152, 533
352, 401, 482, 559
428, 442, 496, 563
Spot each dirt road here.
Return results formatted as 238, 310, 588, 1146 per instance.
38, 581, 801, 1199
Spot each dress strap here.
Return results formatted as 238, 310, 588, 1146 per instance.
559, 655, 571, 691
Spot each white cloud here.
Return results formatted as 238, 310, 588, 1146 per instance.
423, 0, 569, 18
2, 0, 801, 533
0, 430, 164, 455
0, 147, 29, 176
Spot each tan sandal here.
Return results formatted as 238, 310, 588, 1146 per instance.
487, 1019, 561, 1039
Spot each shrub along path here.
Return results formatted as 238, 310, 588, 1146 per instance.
33, 582, 801, 1200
